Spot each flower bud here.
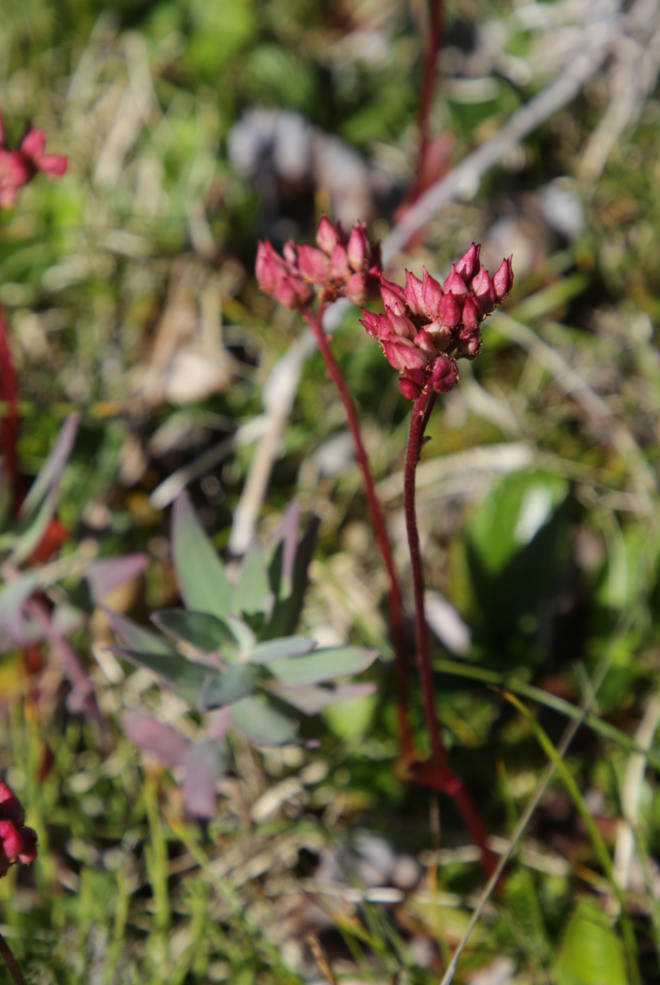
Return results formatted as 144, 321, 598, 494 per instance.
255, 241, 285, 296
347, 222, 369, 271
388, 311, 417, 340
344, 271, 368, 304
381, 336, 430, 373
459, 333, 481, 359
297, 244, 331, 283
316, 213, 342, 254
471, 266, 496, 314
0, 821, 22, 860
404, 270, 425, 317
399, 377, 422, 400
424, 319, 453, 351
461, 294, 480, 332
17, 827, 37, 865
330, 243, 351, 281
434, 293, 461, 328
493, 256, 514, 301
282, 241, 298, 268
413, 328, 437, 357
379, 278, 407, 317
0, 781, 23, 827
455, 243, 480, 281
422, 268, 444, 321
360, 308, 380, 338
429, 355, 459, 394
443, 264, 469, 297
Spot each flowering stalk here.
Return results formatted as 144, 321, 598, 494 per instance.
411, 0, 445, 203
301, 304, 414, 759
0, 306, 19, 508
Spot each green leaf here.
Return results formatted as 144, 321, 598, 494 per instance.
557, 901, 626, 985
232, 543, 271, 616
152, 610, 238, 654
172, 490, 233, 619
248, 636, 316, 664
322, 692, 377, 740
105, 610, 178, 657
265, 516, 319, 640
199, 664, 257, 710
113, 648, 214, 704
267, 646, 377, 686
229, 697, 296, 746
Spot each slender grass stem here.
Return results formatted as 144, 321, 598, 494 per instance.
303, 305, 414, 760
0, 932, 26, 985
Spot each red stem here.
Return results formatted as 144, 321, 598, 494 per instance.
0, 932, 27, 985
404, 392, 495, 875
0, 305, 19, 510
303, 306, 414, 761
411, 0, 444, 202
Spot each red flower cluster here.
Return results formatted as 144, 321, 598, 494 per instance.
361, 244, 514, 400
256, 213, 382, 309
0, 114, 67, 209
0, 781, 37, 877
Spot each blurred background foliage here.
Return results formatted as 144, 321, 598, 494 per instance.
1, 0, 660, 981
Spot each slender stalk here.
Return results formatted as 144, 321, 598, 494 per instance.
404, 392, 495, 875
302, 306, 414, 760
0, 305, 19, 509
0, 932, 27, 985
411, 0, 444, 202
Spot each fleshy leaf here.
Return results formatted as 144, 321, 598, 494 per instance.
182, 742, 226, 820
232, 543, 271, 616
172, 490, 233, 619
199, 664, 257, 710
264, 515, 320, 639
267, 501, 301, 601
230, 697, 297, 745
270, 680, 377, 715
121, 711, 189, 767
0, 572, 39, 643
247, 635, 316, 664
86, 554, 149, 603
152, 609, 238, 654
112, 648, 218, 704
104, 609, 178, 656
556, 900, 626, 985
266, 646, 378, 686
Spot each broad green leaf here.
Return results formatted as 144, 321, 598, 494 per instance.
248, 635, 316, 664
199, 664, 256, 710
152, 609, 238, 654
172, 490, 233, 619
323, 692, 377, 739
113, 648, 215, 703
267, 646, 377, 686
557, 901, 626, 985
232, 543, 271, 616
230, 697, 296, 745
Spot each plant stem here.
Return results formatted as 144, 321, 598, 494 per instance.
303, 306, 414, 760
411, 0, 444, 201
0, 305, 20, 510
404, 391, 495, 875
0, 932, 27, 985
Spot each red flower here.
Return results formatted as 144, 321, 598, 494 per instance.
0, 114, 67, 209
0, 781, 37, 877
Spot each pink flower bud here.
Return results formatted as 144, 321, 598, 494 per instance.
459, 334, 481, 359
19, 127, 67, 178
434, 293, 461, 328
471, 266, 496, 314
40, 154, 68, 176
0, 821, 22, 861
424, 319, 453, 351
18, 827, 37, 865
255, 241, 285, 296
379, 277, 407, 317
429, 355, 459, 394
344, 271, 368, 304
0, 781, 24, 828
297, 244, 331, 283
360, 308, 380, 338
493, 256, 514, 300
422, 268, 444, 321
347, 222, 369, 271
399, 376, 423, 400
461, 294, 480, 332
455, 243, 480, 281
443, 264, 469, 297
413, 328, 437, 356
282, 240, 298, 268
404, 270, 425, 317
330, 243, 351, 281
316, 213, 341, 254
276, 274, 311, 309
388, 311, 417, 340
0, 149, 30, 208
381, 336, 430, 373
0, 113, 5, 145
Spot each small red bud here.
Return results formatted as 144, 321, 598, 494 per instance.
404, 270, 425, 317
399, 376, 423, 400
422, 268, 444, 321
330, 243, 351, 281
455, 243, 480, 281
297, 244, 331, 283
493, 256, 514, 300
413, 328, 437, 356
316, 213, 341, 254
379, 277, 407, 317
462, 294, 480, 332
443, 264, 469, 297
429, 355, 459, 394
360, 308, 381, 338
344, 271, 368, 304
347, 223, 369, 271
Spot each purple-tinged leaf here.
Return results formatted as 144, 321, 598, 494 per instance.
230, 697, 297, 746
0, 572, 39, 643
182, 741, 226, 820
266, 501, 301, 600
111, 647, 218, 704
247, 635, 316, 664
121, 711, 189, 767
151, 609, 238, 654
103, 608, 178, 656
266, 646, 378, 686
265, 515, 319, 639
172, 490, 233, 619
269, 681, 377, 715
86, 554, 149, 603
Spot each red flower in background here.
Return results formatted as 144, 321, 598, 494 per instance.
0, 114, 67, 209
0, 781, 37, 877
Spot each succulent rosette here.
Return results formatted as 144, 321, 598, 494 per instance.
0, 781, 37, 877
361, 244, 514, 400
